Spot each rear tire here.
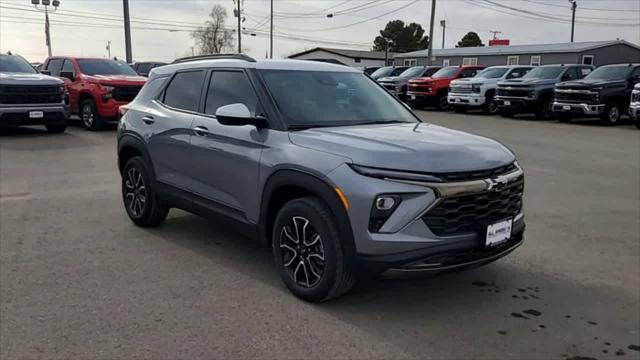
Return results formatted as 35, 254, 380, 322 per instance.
80, 98, 104, 131
45, 124, 67, 133
600, 103, 621, 126
121, 156, 169, 227
272, 197, 356, 302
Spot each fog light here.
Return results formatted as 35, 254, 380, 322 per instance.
369, 195, 401, 232
376, 196, 396, 211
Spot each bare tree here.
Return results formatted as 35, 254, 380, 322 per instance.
191, 5, 234, 55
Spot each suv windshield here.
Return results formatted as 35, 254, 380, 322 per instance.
0, 54, 37, 74
585, 65, 632, 80
399, 66, 426, 78
260, 70, 417, 128
523, 66, 564, 79
476, 67, 508, 79
77, 59, 137, 76
432, 66, 459, 78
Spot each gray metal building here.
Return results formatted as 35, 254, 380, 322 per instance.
393, 40, 640, 67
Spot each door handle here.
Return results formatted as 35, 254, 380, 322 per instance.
193, 126, 209, 136
142, 115, 155, 124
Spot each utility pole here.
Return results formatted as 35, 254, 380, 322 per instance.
270, 0, 273, 58
32, 0, 60, 58
569, 0, 577, 42
384, 40, 392, 66
236, 0, 242, 53
106, 41, 111, 58
191, 46, 195, 56
440, 20, 446, 48
427, 0, 436, 65
123, 0, 132, 63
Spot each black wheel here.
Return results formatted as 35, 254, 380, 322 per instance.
436, 93, 450, 110
272, 197, 356, 302
45, 124, 67, 133
483, 94, 498, 115
121, 156, 169, 227
600, 103, 621, 125
557, 114, 573, 123
535, 99, 554, 120
80, 98, 104, 131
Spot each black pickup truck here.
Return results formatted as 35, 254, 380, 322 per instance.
553, 63, 640, 125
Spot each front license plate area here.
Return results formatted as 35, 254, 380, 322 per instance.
486, 219, 512, 246
29, 111, 44, 119
410, 95, 416, 100
503, 100, 511, 106
562, 105, 571, 110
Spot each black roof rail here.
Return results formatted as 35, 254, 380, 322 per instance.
171, 54, 256, 64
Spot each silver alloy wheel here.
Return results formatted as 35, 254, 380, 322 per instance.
124, 167, 146, 218
608, 106, 619, 123
279, 216, 325, 288
82, 103, 94, 128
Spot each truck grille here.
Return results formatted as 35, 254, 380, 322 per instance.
497, 87, 531, 98
422, 176, 524, 237
554, 90, 597, 103
450, 86, 472, 94
408, 84, 431, 93
381, 83, 396, 91
632, 92, 640, 102
0, 85, 63, 105
112, 86, 142, 102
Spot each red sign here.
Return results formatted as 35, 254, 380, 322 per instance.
489, 39, 510, 46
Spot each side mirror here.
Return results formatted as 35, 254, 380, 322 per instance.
59, 71, 75, 81
215, 103, 266, 127
40, 69, 51, 75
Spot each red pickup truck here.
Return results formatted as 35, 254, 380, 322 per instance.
407, 65, 485, 110
42, 57, 146, 130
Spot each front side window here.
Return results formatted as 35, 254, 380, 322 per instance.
523, 66, 564, 79
46, 58, 64, 76
459, 68, 479, 78
61, 59, 74, 75
136, 63, 152, 74
476, 67, 508, 79
205, 71, 259, 116
260, 70, 417, 128
506, 67, 531, 79
562, 67, 580, 81
77, 59, 137, 76
0, 54, 37, 74
162, 70, 206, 112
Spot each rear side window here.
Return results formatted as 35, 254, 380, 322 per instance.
205, 71, 258, 116
162, 70, 206, 112
46, 59, 63, 76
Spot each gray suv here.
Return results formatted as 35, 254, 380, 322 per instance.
117, 55, 525, 302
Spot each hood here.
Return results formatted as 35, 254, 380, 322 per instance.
378, 76, 402, 83
289, 123, 515, 173
81, 74, 147, 86
410, 76, 434, 84
499, 77, 556, 86
0, 72, 64, 86
556, 78, 626, 88
450, 78, 484, 86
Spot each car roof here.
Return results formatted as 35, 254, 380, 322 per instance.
153, 58, 360, 76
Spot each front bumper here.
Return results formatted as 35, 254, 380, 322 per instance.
630, 103, 640, 120
96, 98, 133, 118
552, 102, 605, 116
0, 104, 69, 127
327, 163, 525, 269
448, 93, 486, 108
494, 96, 537, 113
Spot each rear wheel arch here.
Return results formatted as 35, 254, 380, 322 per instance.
260, 170, 355, 255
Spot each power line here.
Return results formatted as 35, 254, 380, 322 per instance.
522, 0, 638, 13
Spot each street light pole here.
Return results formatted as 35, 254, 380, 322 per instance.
569, 0, 577, 43
123, 0, 132, 63
440, 20, 446, 48
427, 0, 436, 65
32, 0, 60, 58
237, 0, 242, 53
270, 0, 273, 58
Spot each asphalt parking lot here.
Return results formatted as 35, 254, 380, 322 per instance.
1, 112, 639, 360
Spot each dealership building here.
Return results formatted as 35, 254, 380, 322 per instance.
393, 40, 640, 67
288, 47, 396, 68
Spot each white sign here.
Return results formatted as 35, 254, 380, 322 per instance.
486, 219, 512, 246
29, 111, 44, 119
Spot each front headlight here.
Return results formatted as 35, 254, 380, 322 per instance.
528, 90, 536, 98
472, 84, 482, 93
101, 85, 115, 93
591, 86, 603, 92
349, 164, 444, 182
57, 85, 65, 93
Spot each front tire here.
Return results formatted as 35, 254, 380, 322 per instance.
600, 103, 621, 125
272, 197, 356, 302
436, 93, 450, 111
121, 156, 169, 227
535, 99, 554, 120
80, 98, 104, 131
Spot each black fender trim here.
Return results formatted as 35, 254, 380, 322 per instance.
259, 169, 356, 258
117, 133, 155, 178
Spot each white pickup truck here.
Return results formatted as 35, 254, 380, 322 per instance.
448, 65, 532, 114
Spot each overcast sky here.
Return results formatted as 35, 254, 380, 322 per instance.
1, 0, 638, 63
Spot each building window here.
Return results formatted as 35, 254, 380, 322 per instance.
462, 57, 478, 66
507, 56, 519, 65
582, 55, 594, 65
403, 59, 417, 66
442, 59, 450, 66
530, 55, 541, 66
354, 58, 361, 63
